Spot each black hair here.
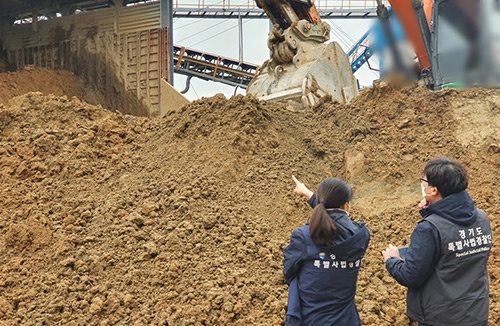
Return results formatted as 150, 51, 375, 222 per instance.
309, 178, 353, 246
423, 157, 468, 197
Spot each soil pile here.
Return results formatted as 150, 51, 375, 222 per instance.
0, 69, 499, 325
0, 66, 84, 105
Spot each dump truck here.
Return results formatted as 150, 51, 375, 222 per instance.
246, 0, 359, 109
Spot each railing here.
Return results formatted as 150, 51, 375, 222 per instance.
172, 0, 390, 18
173, 0, 388, 10
348, 30, 375, 73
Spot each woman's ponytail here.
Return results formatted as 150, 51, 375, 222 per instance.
309, 178, 352, 246
309, 201, 338, 246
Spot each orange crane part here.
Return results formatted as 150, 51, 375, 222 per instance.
423, 0, 433, 24
388, 0, 432, 70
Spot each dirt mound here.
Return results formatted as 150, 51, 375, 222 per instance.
0, 66, 84, 105
0, 66, 131, 116
0, 70, 499, 325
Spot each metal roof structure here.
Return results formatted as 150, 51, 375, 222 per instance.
172, 8, 377, 19
0, 1, 149, 19
0, 0, 380, 21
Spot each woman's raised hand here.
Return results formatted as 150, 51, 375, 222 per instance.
292, 175, 313, 199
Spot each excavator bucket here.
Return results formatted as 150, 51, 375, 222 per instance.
247, 40, 358, 109
248, 0, 359, 109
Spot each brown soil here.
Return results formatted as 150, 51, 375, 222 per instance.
0, 66, 84, 105
0, 69, 499, 325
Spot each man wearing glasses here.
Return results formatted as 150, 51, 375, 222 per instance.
382, 157, 492, 326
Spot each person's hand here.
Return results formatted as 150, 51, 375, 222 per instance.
382, 244, 401, 262
418, 198, 429, 209
292, 175, 313, 199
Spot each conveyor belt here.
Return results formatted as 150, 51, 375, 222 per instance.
173, 45, 259, 89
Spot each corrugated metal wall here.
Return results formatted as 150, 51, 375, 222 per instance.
0, 2, 169, 117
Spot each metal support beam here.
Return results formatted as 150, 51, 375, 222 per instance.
172, 7, 378, 19
238, 10, 243, 63
160, 0, 174, 85
32, 10, 38, 32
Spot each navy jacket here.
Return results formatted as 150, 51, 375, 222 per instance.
386, 190, 492, 325
283, 195, 370, 325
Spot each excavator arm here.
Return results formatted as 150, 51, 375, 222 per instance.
255, 0, 330, 65
255, 0, 322, 29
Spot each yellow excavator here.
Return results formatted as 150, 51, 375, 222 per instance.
246, 0, 359, 109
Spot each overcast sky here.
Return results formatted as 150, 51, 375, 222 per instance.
173, 17, 380, 101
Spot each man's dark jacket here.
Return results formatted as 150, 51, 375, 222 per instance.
386, 191, 492, 326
